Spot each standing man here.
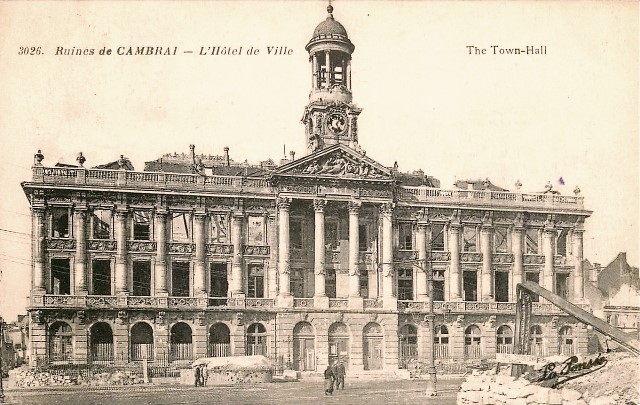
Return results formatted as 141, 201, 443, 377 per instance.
335, 361, 346, 390
323, 362, 335, 396
194, 365, 202, 387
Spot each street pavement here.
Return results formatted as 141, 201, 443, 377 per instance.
2, 378, 463, 405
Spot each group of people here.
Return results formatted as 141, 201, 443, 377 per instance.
194, 364, 209, 387
324, 361, 346, 396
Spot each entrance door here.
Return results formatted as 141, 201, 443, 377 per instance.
293, 338, 315, 371
363, 338, 383, 370
328, 338, 349, 368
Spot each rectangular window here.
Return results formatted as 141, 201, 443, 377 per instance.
555, 273, 569, 299
525, 228, 539, 254
556, 229, 568, 256
133, 211, 152, 240
431, 224, 445, 251
290, 269, 305, 298
525, 272, 540, 302
359, 224, 370, 251
463, 226, 477, 252
248, 264, 264, 298
92, 259, 111, 295
398, 268, 413, 300
290, 219, 303, 250
247, 216, 265, 245
133, 261, 151, 296
326, 269, 336, 298
359, 272, 369, 298
433, 280, 445, 301
463, 270, 478, 301
171, 212, 191, 241
399, 223, 413, 250
210, 214, 228, 244
495, 271, 509, 302
172, 262, 190, 297
51, 258, 71, 295
494, 227, 508, 253
326, 219, 339, 250
210, 263, 228, 297
51, 208, 70, 238
92, 209, 112, 239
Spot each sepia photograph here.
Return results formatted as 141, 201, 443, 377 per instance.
0, 1, 638, 404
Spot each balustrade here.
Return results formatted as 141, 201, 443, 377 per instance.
328, 298, 348, 308
293, 298, 314, 308
46, 238, 75, 251
86, 295, 118, 307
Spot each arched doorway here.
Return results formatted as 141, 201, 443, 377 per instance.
130, 322, 154, 361
246, 323, 267, 356
530, 325, 545, 357
363, 322, 383, 370
293, 322, 315, 371
496, 325, 513, 354
558, 326, 575, 356
434, 325, 450, 359
464, 325, 482, 359
48, 321, 73, 363
328, 322, 350, 368
398, 324, 417, 369
208, 323, 231, 357
170, 322, 193, 361
90, 322, 114, 363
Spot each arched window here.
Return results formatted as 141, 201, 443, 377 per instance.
131, 322, 154, 360
90, 322, 113, 363
558, 326, 575, 356
293, 322, 315, 371
170, 322, 193, 361
530, 325, 545, 357
246, 323, 267, 356
399, 324, 417, 369
496, 325, 513, 354
464, 325, 482, 359
328, 322, 350, 368
208, 323, 231, 357
434, 325, 450, 358
48, 321, 73, 363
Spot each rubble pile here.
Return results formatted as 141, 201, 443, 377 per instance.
9, 368, 145, 388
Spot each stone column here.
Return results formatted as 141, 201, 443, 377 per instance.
193, 212, 207, 295
381, 203, 396, 309
277, 197, 292, 304
480, 226, 493, 301
74, 207, 88, 295
346, 59, 352, 90
312, 54, 318, 90
230, 212, 244, 296
32, 206, 46, 293
154, 209, 168, 295
449, 224, 462, 300
267, 213, 278, 298
348, 200, 361, 298
325, 50, 331, 88
313, 199, 328, 308
572, 230, 585, 302
416, 223, 429, 302
114, 207, 129, 294
542, 228, 555, 292
512, 226, 524, 301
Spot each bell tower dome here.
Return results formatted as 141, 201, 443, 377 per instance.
302, 4, 362, 154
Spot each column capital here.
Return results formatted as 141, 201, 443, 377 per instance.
154, 207, 168, 216
449, 222, 462, 232
416, 222, 430, 232
277, 196, 291, 211
348, 199, 361, 214
379, 202, 394, 216
313, 198, 327, 212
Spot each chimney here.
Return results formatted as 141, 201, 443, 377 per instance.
223, 147, 230, 167
289, 150, 295, 161
593, 263, 601, 283
189, 144, 196, 164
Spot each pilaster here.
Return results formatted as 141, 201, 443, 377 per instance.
348, 200, 361, 298
231, 212, 244, 297
381, 203, 396, 310
276, 197, 292, 305
449, 223, 462, 301
480, 226, 493, 301
114, 207, 129, 295
416, 223, 429, 302
511, 226, 524, 301
193, 211, 207, 295
73, 206, 88, 295
313, 199, 329, 309
32, 206, 47, 294
572, 229, 585, 302
154, 209, 168, 295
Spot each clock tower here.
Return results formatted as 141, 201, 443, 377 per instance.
302, 4, 362, 154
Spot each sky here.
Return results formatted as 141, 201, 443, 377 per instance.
0, 1, 637, 322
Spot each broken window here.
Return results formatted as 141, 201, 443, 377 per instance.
495, 271, 509, 302
210, 214, 228, 244
433, 269, 445, 301
171, 261, 190, 297
555, 273, 569, 299
326, 219, 339, 250
92, 209, 112, 239
51, 258, 71, 295
397, 268, 414, 300
290, 269, 304, 298
290, 219, 303, 250
494, 227, 508, 253
525, 272, 540, 302
556, 229, 568, 256
359, 223, 371, 251
210, 262, 228, 298
359, 272, 369, 298
399, 223, 413, 250
247, 216, 264, 245
51, 208, 70, 238
92, 259, 111, 295
462, 226, 477, 252
431, 223, 445, 251
133, 261, 151, 296
171, 212, 191, 241
133, 211, 152, 240
525, 228, 539, 254
463, 270, 478, 301
248, 264, 264, 298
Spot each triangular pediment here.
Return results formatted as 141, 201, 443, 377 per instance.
274, 144, 393, 181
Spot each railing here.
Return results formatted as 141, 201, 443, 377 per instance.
496, 344, 513, 354
531, 343, 547, 357
434, 343, 450, 359
207, 343, 231, 357
399, 186, 584, 209
464, 344, 482, 359
559, 343, 575, 357
170, 343, 194, 361
131, 343, 154, 361
90, 343, 114, 363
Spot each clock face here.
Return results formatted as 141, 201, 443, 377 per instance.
327, 112, 347, 135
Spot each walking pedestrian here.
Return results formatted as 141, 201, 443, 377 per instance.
194, 365, 202, 387
324, 362, 335, 396
335, 361, 346, 390
201, 364, 208, 387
